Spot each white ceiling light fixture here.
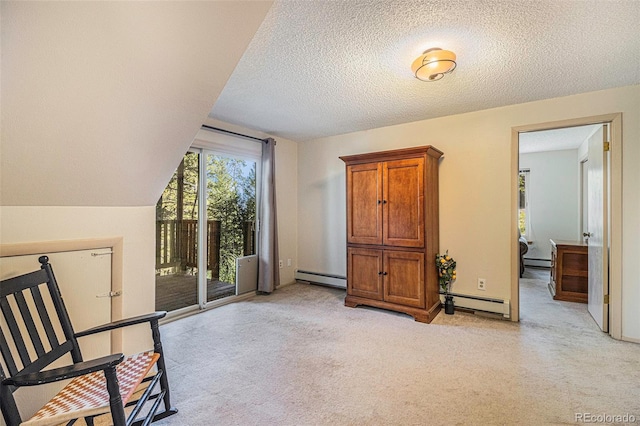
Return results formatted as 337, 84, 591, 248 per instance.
411, 48, 457, 81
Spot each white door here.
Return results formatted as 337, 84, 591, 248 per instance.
586, 124, 609, 332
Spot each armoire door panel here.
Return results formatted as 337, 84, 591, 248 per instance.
383, 158, 425, 248
347, 163, 383, 245
383, 250, 425, 308
348, 248, 383, 300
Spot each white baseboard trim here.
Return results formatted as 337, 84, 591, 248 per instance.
621, 335, 640, 344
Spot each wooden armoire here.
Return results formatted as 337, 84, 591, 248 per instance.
340, 145, 443, 323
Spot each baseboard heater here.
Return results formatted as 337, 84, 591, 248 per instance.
524, 257, 551, 268
295, 270, 346, 289
296, 270, 510, 319
443, 292, 510, 319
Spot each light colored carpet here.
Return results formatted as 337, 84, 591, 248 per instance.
149, 271, 640, 425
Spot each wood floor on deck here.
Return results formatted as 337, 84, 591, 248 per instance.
155, 274, 235, 312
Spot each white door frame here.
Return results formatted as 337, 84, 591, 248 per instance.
511, 113, 622, 339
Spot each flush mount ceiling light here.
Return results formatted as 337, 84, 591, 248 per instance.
411, 48, 457, 82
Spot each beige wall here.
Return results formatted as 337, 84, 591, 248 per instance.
0, 206, 155, 354
297, 85, 640, 341
1, 1, 272, 207
274, 137, 299, 286
519, 149, 581, 261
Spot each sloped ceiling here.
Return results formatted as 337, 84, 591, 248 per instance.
1, 1, 273, 206
210, 0, 640, 142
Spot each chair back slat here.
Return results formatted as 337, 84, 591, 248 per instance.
29, 286, 60, 350
0, 297, 32, 368
0, 328, 18, 377
13, 291, 46, 358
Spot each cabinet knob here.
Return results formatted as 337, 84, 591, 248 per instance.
383, 200, 387, 204
383, 272, 388, 276
377, 200, 381, 204
583, 232, 592, 238
378, 271, 383, 275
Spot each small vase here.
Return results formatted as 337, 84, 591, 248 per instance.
444, 294, 455, 315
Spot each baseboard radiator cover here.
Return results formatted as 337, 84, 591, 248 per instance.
442, 292, 511, 319
296, 270, 509, 318
524, 257, 552, 268
295, 270, 346, 289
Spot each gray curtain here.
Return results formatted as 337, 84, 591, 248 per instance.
258, 138, 279, 293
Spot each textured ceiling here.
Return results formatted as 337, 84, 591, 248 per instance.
210, 0, 640, 142
519, 125, 600, 154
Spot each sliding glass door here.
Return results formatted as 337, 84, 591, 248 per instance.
203, 153, 257, 302
156, 149, 258, 312
156, 152, 200, 312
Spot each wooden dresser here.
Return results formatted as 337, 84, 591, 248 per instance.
340, 145, 443, 323
549, 239, 588, 303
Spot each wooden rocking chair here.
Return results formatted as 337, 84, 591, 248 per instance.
0, 256, 178, 426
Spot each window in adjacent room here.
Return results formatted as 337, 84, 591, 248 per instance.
519, 169, 530, 237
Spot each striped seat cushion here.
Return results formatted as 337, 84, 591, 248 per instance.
22, 351, 159, 426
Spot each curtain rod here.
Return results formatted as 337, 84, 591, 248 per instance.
201, 124, 267, 143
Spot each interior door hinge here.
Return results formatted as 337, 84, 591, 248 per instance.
603, 141, 610, 152
604, 294, 610, 304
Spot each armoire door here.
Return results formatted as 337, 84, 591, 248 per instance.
383, 250, 425, 308
383, 158, 425, 248
348, 247, 383, 300
346, 163, 383, 245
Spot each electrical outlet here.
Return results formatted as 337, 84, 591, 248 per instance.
287, 258, 292, 267
279, 260, 283, 268
478, 278, 486, 291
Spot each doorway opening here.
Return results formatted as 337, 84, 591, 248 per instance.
518, 124, 603, 331
512, 114, 622, 339
155, 149, 258, 314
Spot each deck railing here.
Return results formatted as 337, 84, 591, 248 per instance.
156, 220, 221, 278
156, 220, 255, 279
